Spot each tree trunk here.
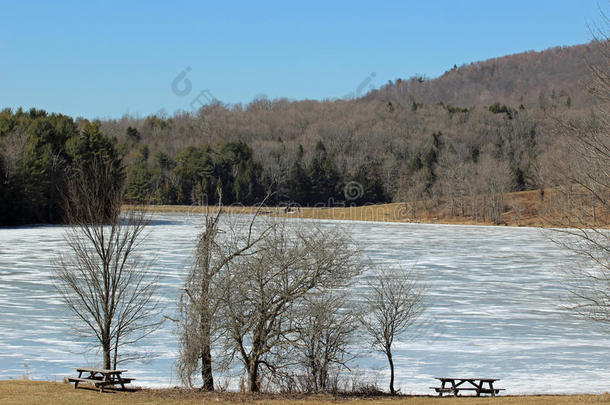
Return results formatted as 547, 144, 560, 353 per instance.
200, 277, 214, 391
248, 361, 259, 392
201, 336, 214, 391
103, 338, 112, 370
386, 350, 395, 395
310, 358, 318, 392
319, 363, 327, 392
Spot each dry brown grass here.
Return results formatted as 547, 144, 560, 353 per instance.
1, 380, 609, 405
124, 189, 549, 228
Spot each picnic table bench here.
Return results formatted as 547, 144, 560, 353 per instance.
67, 368, 135, 392
430, 377, 505, 397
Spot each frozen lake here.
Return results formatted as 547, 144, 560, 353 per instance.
1, 213, 608, 394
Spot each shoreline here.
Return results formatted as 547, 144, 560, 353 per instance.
123, 199, 550, 228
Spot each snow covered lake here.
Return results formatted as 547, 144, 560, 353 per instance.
1, 212, 608, 394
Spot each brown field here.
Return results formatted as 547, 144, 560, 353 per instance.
124, 189, 548, 227
1, 380, 609, 405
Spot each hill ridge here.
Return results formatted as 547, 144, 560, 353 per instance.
365, 41, 603, 108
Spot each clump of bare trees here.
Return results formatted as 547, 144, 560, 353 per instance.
53, 159, 162, 370
175, 205, 427, 394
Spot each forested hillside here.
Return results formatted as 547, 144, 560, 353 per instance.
0, 41, 604, 225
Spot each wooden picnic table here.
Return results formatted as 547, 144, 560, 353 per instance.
67, 367, 135, 392
430, 377, 505, 397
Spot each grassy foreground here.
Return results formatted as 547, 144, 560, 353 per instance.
1, 381, 609, 405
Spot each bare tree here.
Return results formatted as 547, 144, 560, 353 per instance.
217, 221, 362, 392
478, 156, 513, 224
359, 266, 425, 395
399, 171, 427, 221
0, 128, 29, 179
438, 153, 469, 217
292, 291, 359, 393
53, 159, 161, 370
545, 20, 610, 323
176, 198, 273, 391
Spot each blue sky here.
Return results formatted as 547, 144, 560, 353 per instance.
0, 1, 603, 119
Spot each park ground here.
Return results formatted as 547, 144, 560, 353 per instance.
1, 380, 610, 405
